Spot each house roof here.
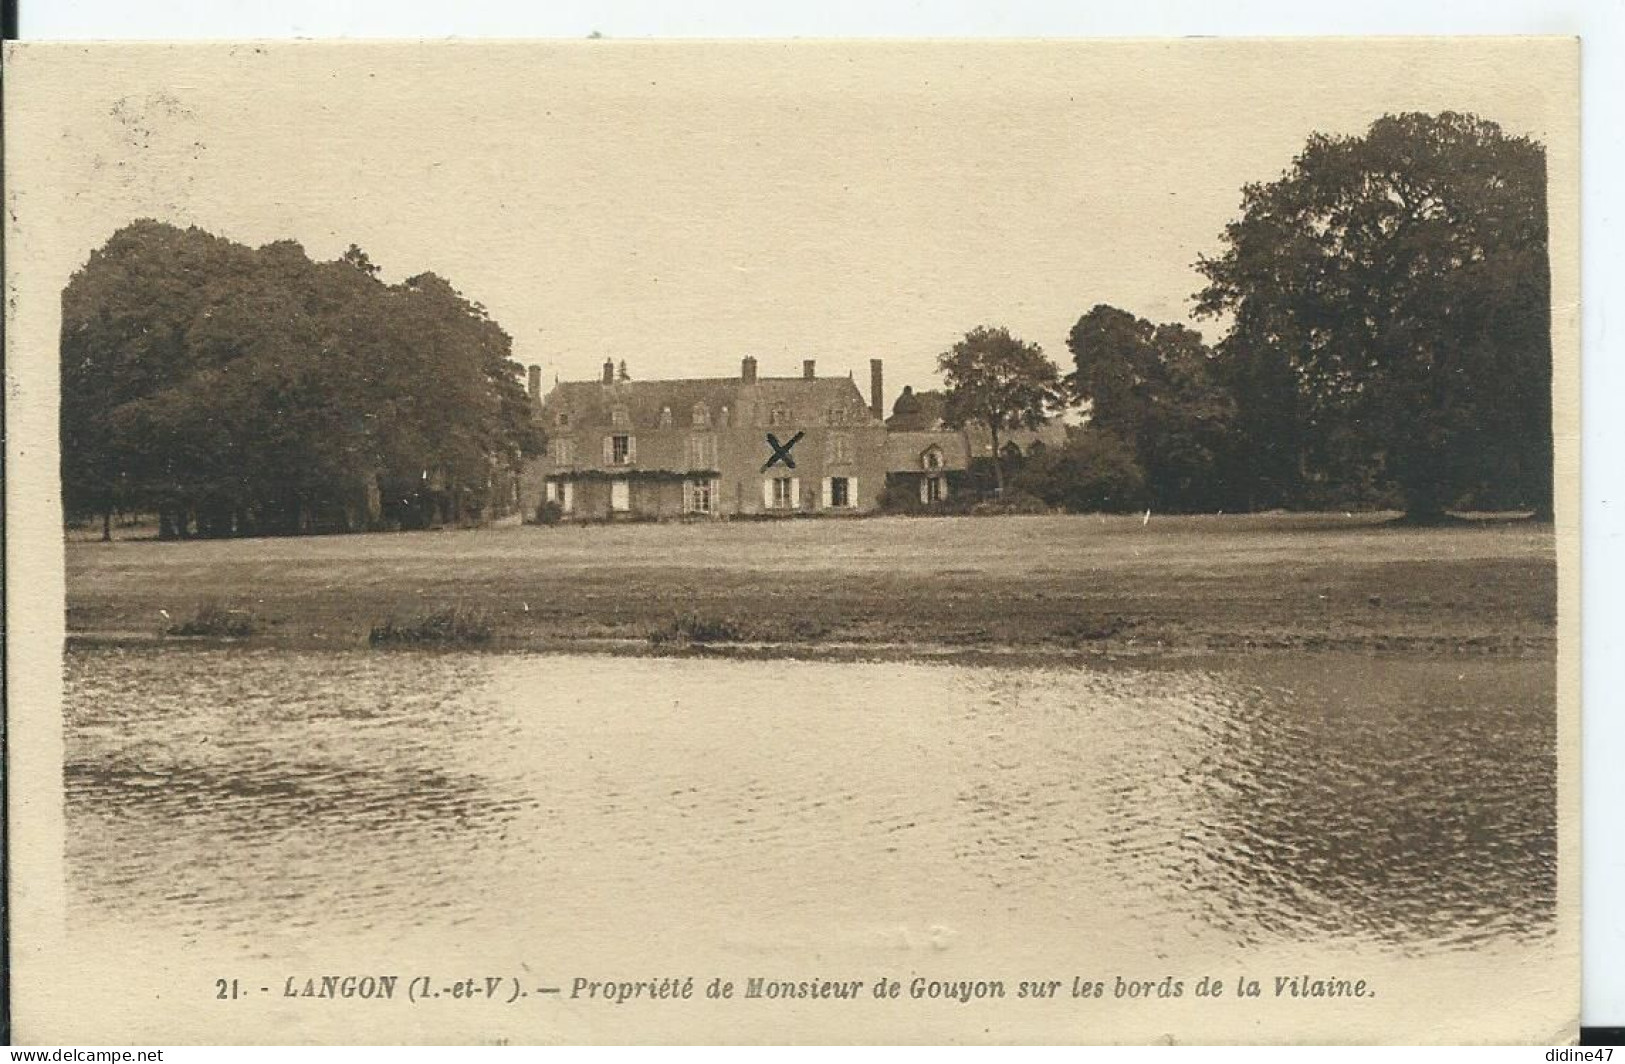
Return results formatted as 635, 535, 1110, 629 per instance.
887, 386, 1069, 457
541, 375, 874, 430
963, 421, 1068, 459
885, 431, 970, 472
886, 388, 948, 431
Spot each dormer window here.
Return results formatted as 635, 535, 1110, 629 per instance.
923, 446, 944, 471
611, 406, 631, 429
828, 407, 847, 425
659, 406, 674, 428
692, 403, 712, 427
768, 403, 789, 427
555, 410, 571, 428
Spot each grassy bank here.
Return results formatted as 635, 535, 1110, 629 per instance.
64, 513, 1557, 656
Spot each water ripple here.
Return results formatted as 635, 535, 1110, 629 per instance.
64, 647, 1555, 956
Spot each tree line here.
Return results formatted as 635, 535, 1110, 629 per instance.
928, 112, 1553, 523
62, 221, 541, 539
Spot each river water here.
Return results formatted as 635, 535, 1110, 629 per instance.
61, 647, 1563, 1042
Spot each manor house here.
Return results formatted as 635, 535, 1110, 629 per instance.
519, 356, 1057, 521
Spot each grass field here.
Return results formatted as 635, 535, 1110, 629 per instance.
65, 513, 1558, 656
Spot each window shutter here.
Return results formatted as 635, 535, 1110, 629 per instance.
546, 481, 558, 504
821, 478, 833, 509
849, 477, 858, 509
790, 477, 801, 509
940, 477, 949, 500
602, 436, 613, 465
762, 478, 774, 509
920, 478, 930, 504
627, 436, 637, 464
562, 482, 574, 513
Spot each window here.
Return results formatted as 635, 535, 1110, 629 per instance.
684, 477, 717, 514
923, 446, 943, 471
828, 433, 852, 465
659, 406, 673, 428
605, 434, 635, 466
610, 479, 630, 512
611, 406, 631, 429
925, 475, 945, 504
828, 407, 847, 426
823, 476, 858, 509
687, 433, 718, 469
770, 476, 796, 509
552, 437, 575, 466
554, 410, 571, 428
768, 403, 789, 427
692, 403, 711, 427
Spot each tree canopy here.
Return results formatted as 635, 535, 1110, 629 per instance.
1067, 304, 1236, 511
62, 220, 542, 538
1014, 428, 1147, 514
1194, 111, 1551, 520
936, 326, 1063, 496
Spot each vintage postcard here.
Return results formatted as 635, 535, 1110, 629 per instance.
4, 39, 1579, 1044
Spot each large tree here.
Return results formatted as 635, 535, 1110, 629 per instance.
61, 221, 542, 538
1194, 111, 1551, 521
1067, 304, 1236, 511
937, 325, 1063, 496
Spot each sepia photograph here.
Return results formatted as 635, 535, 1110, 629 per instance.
4, 38, 1580, 1044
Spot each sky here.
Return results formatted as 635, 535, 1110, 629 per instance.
9, 39, 1574, 402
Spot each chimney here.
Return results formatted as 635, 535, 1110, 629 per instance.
602, 359, 615, 385
803, 359, 816, 380
527, 364, 542, 400
870, 359, 884, 421
741, 356, 758, 384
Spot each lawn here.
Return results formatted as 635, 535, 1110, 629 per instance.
64, 512, 1558, 655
